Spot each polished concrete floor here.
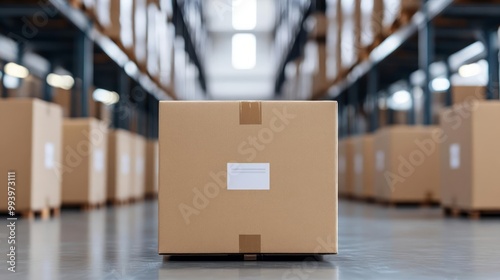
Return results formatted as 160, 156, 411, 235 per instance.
1, 200, 499, 279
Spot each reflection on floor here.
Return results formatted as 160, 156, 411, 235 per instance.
1, 200, 499, 279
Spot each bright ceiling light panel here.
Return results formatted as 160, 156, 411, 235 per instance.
232, 0, 257, 30
4, 62, 29, 79
232, 33, 257, 70
431, 77, 450, 92
46, 73, 75, 90
458, 63, 481, 78
93, 88, 120, 105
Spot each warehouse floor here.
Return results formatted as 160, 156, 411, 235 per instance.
1, 201, 499, 279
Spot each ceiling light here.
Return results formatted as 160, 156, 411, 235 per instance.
430, 77, 450, 92
46, 73, 75, 90
232, 33, 256, 70
458, 63, 481, 78
4, 62, 29, 79
232, 0, 257, 30
388, 90, 412, 111
93, 88, 120, 105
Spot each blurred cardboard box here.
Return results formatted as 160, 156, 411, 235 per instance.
452, 86, 485, 105
107, 129, 133, 203
145, 139, 159, 196
159, 101, 338, 255
61, 118, 108, 206
374, 125, 441, 203
351, 134, 375, 199
0, 98, 62, 212
131, 134, 146, 200
338, 137, 354, 197
307, 13, 329, 39
355, 0, 383, 50
439, 101, 500, 210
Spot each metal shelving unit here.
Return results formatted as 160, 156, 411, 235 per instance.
322, 0, 500, 137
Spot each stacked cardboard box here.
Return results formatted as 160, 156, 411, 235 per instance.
452, 86, 485, 105
131, 134, 147, 200
351, 134, 375, 199
338, 0, 358, 73
107, 129, 133, 203
439, 101, 500, 212
158, 101, 338, 255
145, 140, 159, 196
373, 125, 441, 204
338, 138, 354, 197
0, 98, 63, 214
61, 118, 108, 206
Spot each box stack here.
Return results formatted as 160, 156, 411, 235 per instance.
107, 129, 133, 204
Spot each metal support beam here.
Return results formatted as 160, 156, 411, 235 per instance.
348, 83, 359, 135
73, 30, 93, 117
485, 27, 499, 100
408, 83, 416, 125
419, 0, 434, 125
43, 63, 53, 102
445, 62, 453, 106
368, 67, 379, 132
114, 70, 130, 129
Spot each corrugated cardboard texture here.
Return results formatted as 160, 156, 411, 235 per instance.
0, 98, 62, 211
239, 101, 262, 125
107, 129, 132, 202
374, 125, 441, 203
159, 101, 338, 254
440, 101, 500, 210
62, 118, 108, 205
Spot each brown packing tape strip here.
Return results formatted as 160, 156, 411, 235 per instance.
239, 234, 261, 253
239, 101, 262, 125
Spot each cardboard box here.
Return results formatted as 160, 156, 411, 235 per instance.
355, 0, 383, 49
351, 134, 375, 199
145, 139, 159, 196
159, 101, 338, 255
107, 129, 133, 202
452, 86, 485, 105
308, 13, 329, 39
338, 0, 358, 71
61, 118, 108, 206
373, 125, 441, 203
338, 138, 354, 197
131, 134, 147, 199
95, 0, 120, 40
439, 101, 500, 210
0, 98, 62, 212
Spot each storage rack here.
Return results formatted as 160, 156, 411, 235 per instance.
327, 0, 500, 137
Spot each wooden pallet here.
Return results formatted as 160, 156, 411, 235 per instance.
18, 207, 60, 220
377, 199, 439, 208
63, 201, 106, 211
443, 207, 500, 219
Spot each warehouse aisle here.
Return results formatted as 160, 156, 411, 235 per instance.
1, 202, 499, 279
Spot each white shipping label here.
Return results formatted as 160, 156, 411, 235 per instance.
376, 151, 385, 171
121, 154, 130, 175
94, 149, 104, 172
449, 144, 460, 170
44, 142, 55, 169
136, 157, 145, 174
227, 163, 270, 190
355, 154, 363, 174
339, 156, 346, 174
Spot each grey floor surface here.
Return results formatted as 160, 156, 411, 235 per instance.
0, 200, 499, 280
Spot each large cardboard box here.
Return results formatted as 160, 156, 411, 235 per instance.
373, 125, 441, 203
107, 129, 133, 202
61, 118, 108, 206
338, 138, 354, 197
0, 98, 62, 212
439, 101, 500, 210
131, 134, 147, 200
145, 139, 159, 196
351, 134, 375, 199
159, 101, 338, 255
